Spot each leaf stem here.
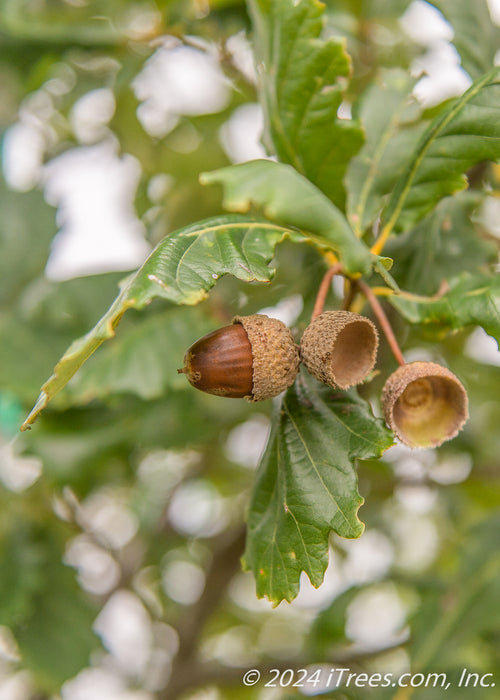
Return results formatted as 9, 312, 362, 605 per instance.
311, 262, 343, 320
370, 286, 395, 297
341, 279, 357, 311
371, 223, 392, 256
372, 279, 450, 302
357, 280, 405, 366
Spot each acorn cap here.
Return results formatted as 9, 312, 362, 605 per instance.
232, 314, 300, 401
300, 310, 379, 389
382, 361, 469, 448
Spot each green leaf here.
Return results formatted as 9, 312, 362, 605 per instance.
247, 0, 364, 208
389, 273, 500, 345
16, 559, 98, 691
30, 392, 254, 489
0, 316, 80, 403
346, 69, 426, 236
0, 0, 123, 45
242, 372, 393, 605
64, 307, 217, 402
388, 192, 497, 296
379, 67, 500, 242
0, 175, 56, 306
309, 586, 361, 655
21, 215, 294, 430
367, 0, 414, 16
0, 517, 98, 691
27, 273, 127, 335
201, 160, 373, 274
431, 0, 500, 80
407, 516, 500, 678
0, 522, 44, 629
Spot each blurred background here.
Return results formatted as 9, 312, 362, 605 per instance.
1, 1, 500, 699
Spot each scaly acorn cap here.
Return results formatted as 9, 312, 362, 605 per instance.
300, 310, 379, 389
232, 314, 300, 401
179, 314, 299, 402
382, 361, 469, 448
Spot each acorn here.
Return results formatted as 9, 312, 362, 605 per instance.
300, 310, 379, 389
382, 361, 469, 448
178, 314, 300, 401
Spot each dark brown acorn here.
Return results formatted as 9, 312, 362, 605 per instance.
178, 314, 300, 401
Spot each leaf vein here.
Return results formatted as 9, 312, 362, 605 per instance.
283, 398, 352, 529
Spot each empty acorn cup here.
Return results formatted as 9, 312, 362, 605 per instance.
382, 361, 469, 448
300, 310, 379, 389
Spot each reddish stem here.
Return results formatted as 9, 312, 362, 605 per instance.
311, 263, 343, 321
357, 279, 405, 367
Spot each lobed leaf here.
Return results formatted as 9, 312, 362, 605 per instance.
346, 69, 426, 236
21, 215, 296, 430
201, 160, 373, 274
247, 0, 364, 209
378, 67, 500, 243
389, 273, 500, 346
243, 372, 393, 605
388, 192, 497, 296
64, 307, 217, 402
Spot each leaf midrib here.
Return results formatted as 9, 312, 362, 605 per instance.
381, 69, 499, 239
174, 221, 289, 293
283, 397, 354, 530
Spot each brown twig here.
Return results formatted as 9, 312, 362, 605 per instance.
357, 280, 405, 367
311, 262, 343, 321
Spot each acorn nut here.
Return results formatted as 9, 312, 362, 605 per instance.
382, 361, 469, 448
178, 314, 300, 401
300, 310, 379, 390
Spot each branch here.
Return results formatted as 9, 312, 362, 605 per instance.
161, 525, 247, 699
162, 640, 408, 696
